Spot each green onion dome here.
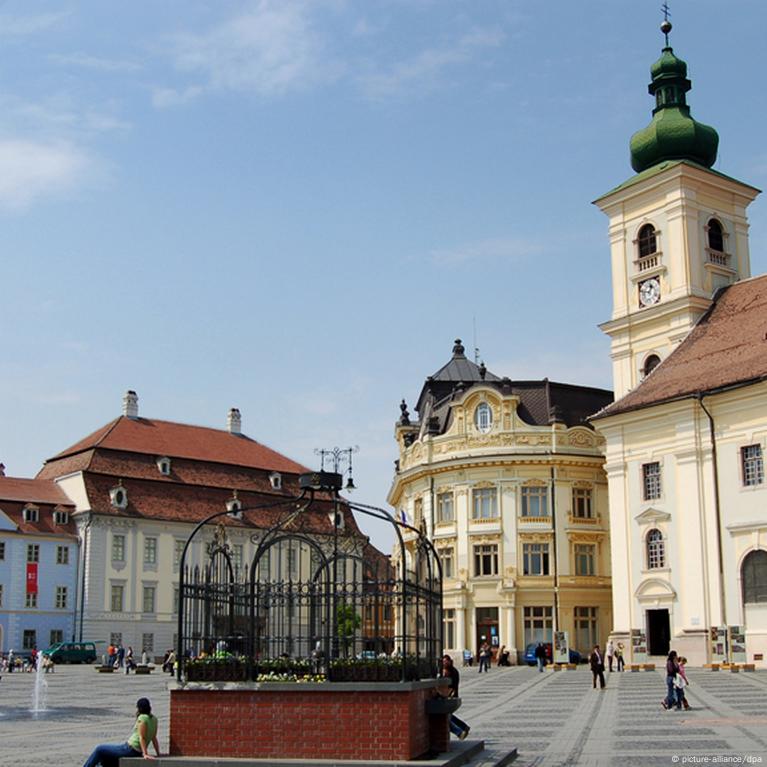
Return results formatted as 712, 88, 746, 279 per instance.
630, 33, 718, 173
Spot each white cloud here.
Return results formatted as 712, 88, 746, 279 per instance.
151, 86, 204, 109
429, 236, 541, 267
0, 12, 70, 37
358, 26, 505, 100
49, 52, 141, 73
163, 1, 339, 100
0, 139, 96, 210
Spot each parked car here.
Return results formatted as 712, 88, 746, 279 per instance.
43, 641, 97, 664
523, 642, 582, 665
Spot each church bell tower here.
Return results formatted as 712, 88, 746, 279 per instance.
595, 16, 760, 399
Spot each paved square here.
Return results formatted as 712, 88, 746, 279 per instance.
1, 665, 766, 766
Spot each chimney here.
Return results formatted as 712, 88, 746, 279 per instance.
227, 407, 242, 435
123, 390, 139, 418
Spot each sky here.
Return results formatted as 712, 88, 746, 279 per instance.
1, 0, 766, 552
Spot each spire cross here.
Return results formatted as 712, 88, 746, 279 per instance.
661, 2, 672, 46
661, 2, 671, 21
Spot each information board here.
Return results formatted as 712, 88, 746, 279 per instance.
709, 626, 727, 663
631, 628, 647, 663
554, 631, 569, 664
728, 625, 747, 663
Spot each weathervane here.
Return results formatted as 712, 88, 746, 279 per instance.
661, 2, 672, 46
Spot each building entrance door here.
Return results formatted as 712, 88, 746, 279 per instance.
647, 609, 670, 655
475, 607, 499, 656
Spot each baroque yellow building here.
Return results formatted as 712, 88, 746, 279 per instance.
388, 340, 613, 662
592, 21, 767, 667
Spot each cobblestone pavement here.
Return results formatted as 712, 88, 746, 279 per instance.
459, 664, 767, 767
1, 664, 766, 766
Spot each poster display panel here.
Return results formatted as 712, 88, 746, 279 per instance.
728, 625, 747, 663
709, 626, 727, 663
631, 628, 647, 663
554, 631, 569, 664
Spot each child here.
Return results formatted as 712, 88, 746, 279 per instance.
674, 656, 690, 710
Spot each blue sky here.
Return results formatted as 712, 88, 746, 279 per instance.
2, 1, 766, 550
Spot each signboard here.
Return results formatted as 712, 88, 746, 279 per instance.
728, 625, 747, 663
26, 563, 38, 595
554, 631, 569, 664
709, 626, 727, 663
631, 628, 647, 663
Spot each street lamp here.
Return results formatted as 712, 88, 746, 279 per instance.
314, 446, 358, 491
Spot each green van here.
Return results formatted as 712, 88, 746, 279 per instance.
44, 641, 97, 664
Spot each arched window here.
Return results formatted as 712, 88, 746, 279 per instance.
646, 528, 665, 569
742, 550, 767, 604
474, 402, 493, 433
708, 218, 724, 252
638, 224, 657, 258
643, 354, 661, 377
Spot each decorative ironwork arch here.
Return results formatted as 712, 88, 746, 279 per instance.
177, 473, 442, 684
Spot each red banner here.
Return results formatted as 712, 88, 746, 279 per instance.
26, 563, 38, 595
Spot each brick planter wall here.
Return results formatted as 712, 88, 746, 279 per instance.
169, 680, 450, 761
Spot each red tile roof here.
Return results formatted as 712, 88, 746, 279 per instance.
45, 416, 309, 474
0, 476, 74, 506
593, 275, 767, 419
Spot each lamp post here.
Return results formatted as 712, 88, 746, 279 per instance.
314, 447, 358, 659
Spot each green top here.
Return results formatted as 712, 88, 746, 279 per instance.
629, 38, 718, 173
127, 713, 158, 752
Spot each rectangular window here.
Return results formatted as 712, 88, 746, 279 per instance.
413, 498, 423, 526
574, 606, 598, 653
436, 492, 454, 523
26, 592, 38, 608
56, 545, 69, 565
142, 633, 154, 654
472, 488, 498, 519
144, 537, 157, 565
364, 605, 373, 622
287, 547, 297, 578
523, 606, 553, 647
50, 629, 63, 645
0, 584, 3, 607
522, 543, 550, 575
111, 584, 124, 612
742, 445, 764, 487
574, 544, 596, 576
438, 547, 454, 579
112, 535, 125, 563
23, 630, 37, 650
110, 632, 123, 646
443, 608, 455, 650
173, 586, 180, 614
54, 509, 69, 524
383, 604, 393, 622
142, 585, 156, 613
521, 486, 549, 517
26, 544, 40, 563
23, 506, 39, 522
572, 488, 593, 518
0, 541, 5, 560
643, 462, 662, 500
55, 586, 68, 609
473, 544, 499, 577
232, 544, 244, 575
174, 539, 185, 568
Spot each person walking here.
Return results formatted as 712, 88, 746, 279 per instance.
615, 642, 625, 672
82, 697, 161, 765
534, 642, 546, 673
661, 650, 680, 710
478, 641, 491, 673
674, 656, 690, 710
125, 646, 135, 674
439, 655, 471, 740
589, 644, 606, 689
606, 639, 615, 672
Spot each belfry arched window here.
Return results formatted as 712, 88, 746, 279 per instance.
646, 528, 665, 570
742, 550, 767, 604
707, 218, 724, 253
638, 224, 657, 258
643, 354, 661, 378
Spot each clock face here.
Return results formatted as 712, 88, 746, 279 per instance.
639, 277, 661, 307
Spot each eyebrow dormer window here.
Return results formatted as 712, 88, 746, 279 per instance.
474, 402, 493, 433
643, 354, 661, 378
156, 456, 171, 476
269, 472, 282, 490
707, 218, 724, 252
637, 224, 657, 258
226, 494, 242, 519
110, 485, 128, 509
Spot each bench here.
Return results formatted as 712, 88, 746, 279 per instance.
743, 663, 755, 671
643, 663, 656, 671
96, 665, 115, 673
703, 663, 721, 671
135, 665, 154, 675
629, 664, 641, 672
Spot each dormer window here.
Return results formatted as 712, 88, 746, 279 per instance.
156, 456, 171, 476
226, 493, 242, 519
637, 224, 657, 258
328, 508, 345, 531
23, 504, 39, 523
53, 507, 69, 525
110, 485, 128, 509
474, 402, 493, 433
707, 218, 724, 252
643, 354, 661, 378
269, 472, 282, 491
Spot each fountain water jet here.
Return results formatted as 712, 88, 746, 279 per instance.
31, 655, 48, 714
